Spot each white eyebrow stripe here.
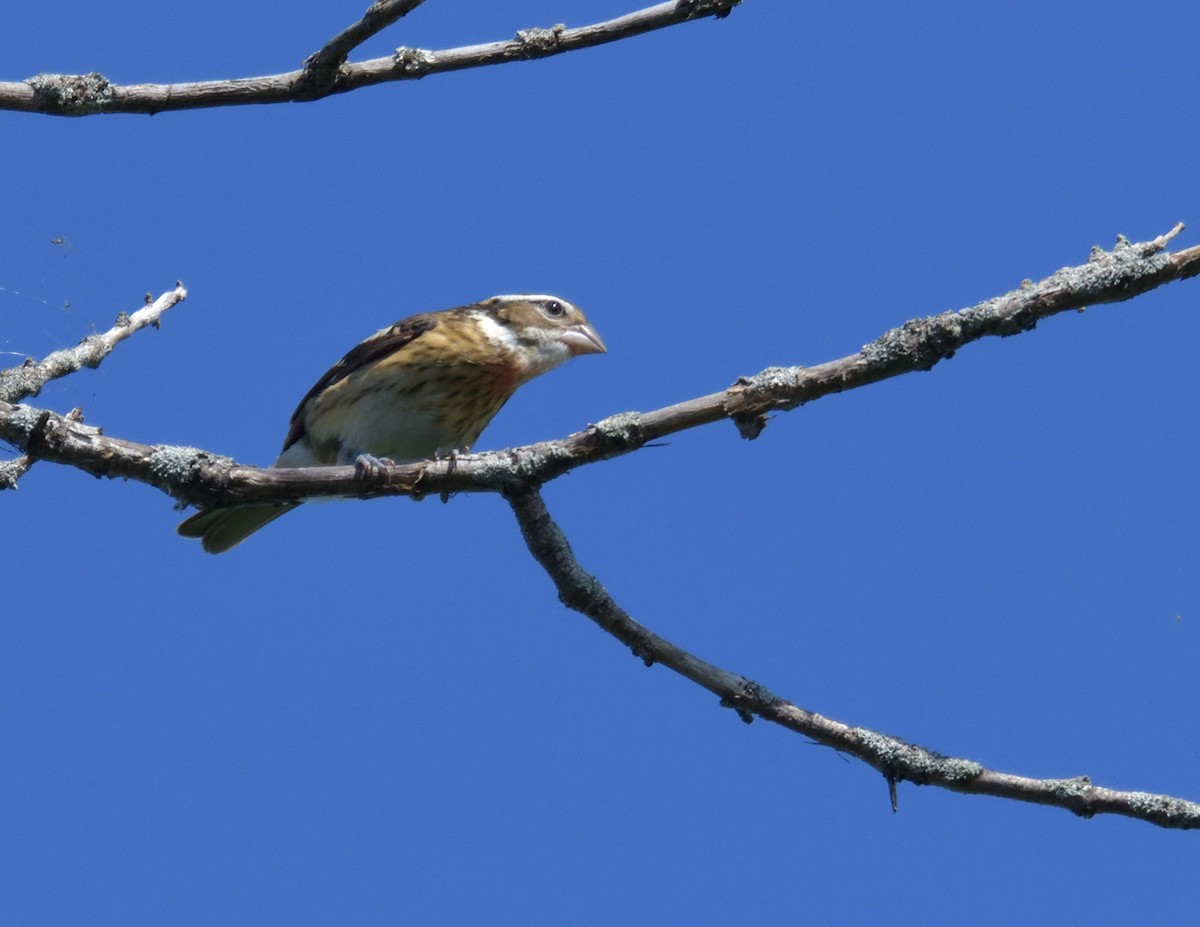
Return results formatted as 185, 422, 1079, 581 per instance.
491, 294, 564, 304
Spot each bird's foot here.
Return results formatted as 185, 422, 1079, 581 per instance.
354, 453, 396, 482
436, 446, 469, 503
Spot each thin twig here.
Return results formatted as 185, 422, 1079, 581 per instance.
0, 284, 188, 404
505, 486, 1200, 828
2, 0, 743, 116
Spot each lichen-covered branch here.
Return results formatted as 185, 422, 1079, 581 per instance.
505, 486, 1200, 829
4, 232, 1198, 823
0, 284, 188, 403
0, 0, 743, 116
0, 454, 33, 489
4, 229, 1195, 511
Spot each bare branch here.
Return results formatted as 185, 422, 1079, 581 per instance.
505, 486, 1200, 828
4, 230, 1194, 510
2, 0, 743, 116
0, 284, 188, 404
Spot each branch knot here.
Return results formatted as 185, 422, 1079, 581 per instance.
393, 47, 434, 74
511, 24, 567, 58
590, 411, 645, 451
723, 366, 803, 439
676, 0, 742, 19
26, 72, 114, 114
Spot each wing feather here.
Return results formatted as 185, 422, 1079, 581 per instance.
281, 314, 439, 452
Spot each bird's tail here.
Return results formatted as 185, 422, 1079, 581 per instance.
177, 503, 299, 554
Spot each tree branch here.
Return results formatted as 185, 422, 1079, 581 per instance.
301, 0, 428, 90
1, 0, 743, 116
0, 284, 188, 404
5, 233, 1198, 824
0, 453, 34, 489
505, 486, 1200, 829
3, 229, 1195, 511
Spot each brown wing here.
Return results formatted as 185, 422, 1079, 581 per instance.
281, 313, 439, 452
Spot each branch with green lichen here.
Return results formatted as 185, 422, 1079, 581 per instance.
0, 0, 744, 116
3, 227, 1200, 827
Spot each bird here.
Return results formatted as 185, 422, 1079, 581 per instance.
178, 294, 606, 553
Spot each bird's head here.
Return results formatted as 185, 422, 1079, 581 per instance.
476, 294, 607, 380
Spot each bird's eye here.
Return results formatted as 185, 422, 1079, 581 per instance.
543, 300, 565, 318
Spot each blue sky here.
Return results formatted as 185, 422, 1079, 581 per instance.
4, 1, 1199, 922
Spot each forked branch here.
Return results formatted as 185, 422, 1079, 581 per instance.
1, 0, 743, 116
2, 233, 1199, 827
2, 228, 1196, 509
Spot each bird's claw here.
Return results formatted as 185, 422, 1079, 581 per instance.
354, 453, 396, 481
435, 447, 468, 503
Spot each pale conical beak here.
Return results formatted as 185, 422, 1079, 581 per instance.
561, 323, 607, 356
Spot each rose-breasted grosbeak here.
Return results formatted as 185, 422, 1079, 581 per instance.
178, 294, 605, 553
